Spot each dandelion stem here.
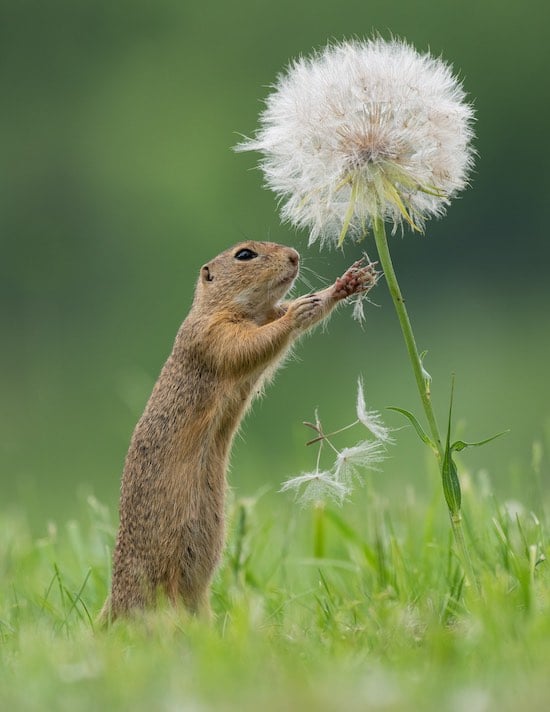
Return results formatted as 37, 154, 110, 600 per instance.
371, 217, 477, 589
449, 510, 478, 594
371, 217, 443, 457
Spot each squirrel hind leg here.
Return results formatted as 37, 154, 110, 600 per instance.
102, 564, 156, 623
164, 567, 213, 620
184, 589, 213, 620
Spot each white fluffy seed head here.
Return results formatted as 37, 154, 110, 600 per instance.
237, 38, 475, 247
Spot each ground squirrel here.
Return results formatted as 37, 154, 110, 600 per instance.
101, 240, 377, 621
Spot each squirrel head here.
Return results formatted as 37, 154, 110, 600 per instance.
195, 241, 300, 317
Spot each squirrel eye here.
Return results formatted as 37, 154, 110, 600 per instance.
234, 248, 258, 261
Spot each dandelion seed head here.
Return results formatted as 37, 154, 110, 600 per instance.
237, 38, 475, 247
280, 471, 350, 507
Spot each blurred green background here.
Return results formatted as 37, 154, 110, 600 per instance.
1, 0, 549, 529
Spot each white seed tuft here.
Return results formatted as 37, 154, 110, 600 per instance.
334, 440, 388, 486
280, 471, 350, 507
356, 377, 394, 443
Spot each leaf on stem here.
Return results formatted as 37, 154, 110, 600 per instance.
419, 350, 432, 387
387, 406, 435, 448
452, 430, 509, 452
442, 447, 462, 516
441, 377, 462, 515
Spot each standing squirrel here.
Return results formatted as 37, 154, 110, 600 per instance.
101, 241, 377, 621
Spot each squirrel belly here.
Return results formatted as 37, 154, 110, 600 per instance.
101, 240, 377, 621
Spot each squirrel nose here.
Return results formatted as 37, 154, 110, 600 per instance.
287, 250, 299, 266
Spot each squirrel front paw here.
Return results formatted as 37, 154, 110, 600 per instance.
332, 258, 380, 301
286, 294, 324, 330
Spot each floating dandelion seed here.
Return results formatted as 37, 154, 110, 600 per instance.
237, 38, 475, 247
334, 440, 387, 486
356, 377, 394, 443
280, 471, 350, 507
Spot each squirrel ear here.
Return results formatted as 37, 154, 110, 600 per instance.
201, 265, 213, 283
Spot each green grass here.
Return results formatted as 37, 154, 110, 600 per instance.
1, 474, 549, 712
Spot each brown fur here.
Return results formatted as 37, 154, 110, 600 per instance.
100, 240, 377, 622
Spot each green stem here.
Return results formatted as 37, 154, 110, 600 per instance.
371, 218, 443, 458
449, 510, 478, 592
371, 217, 477, 589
